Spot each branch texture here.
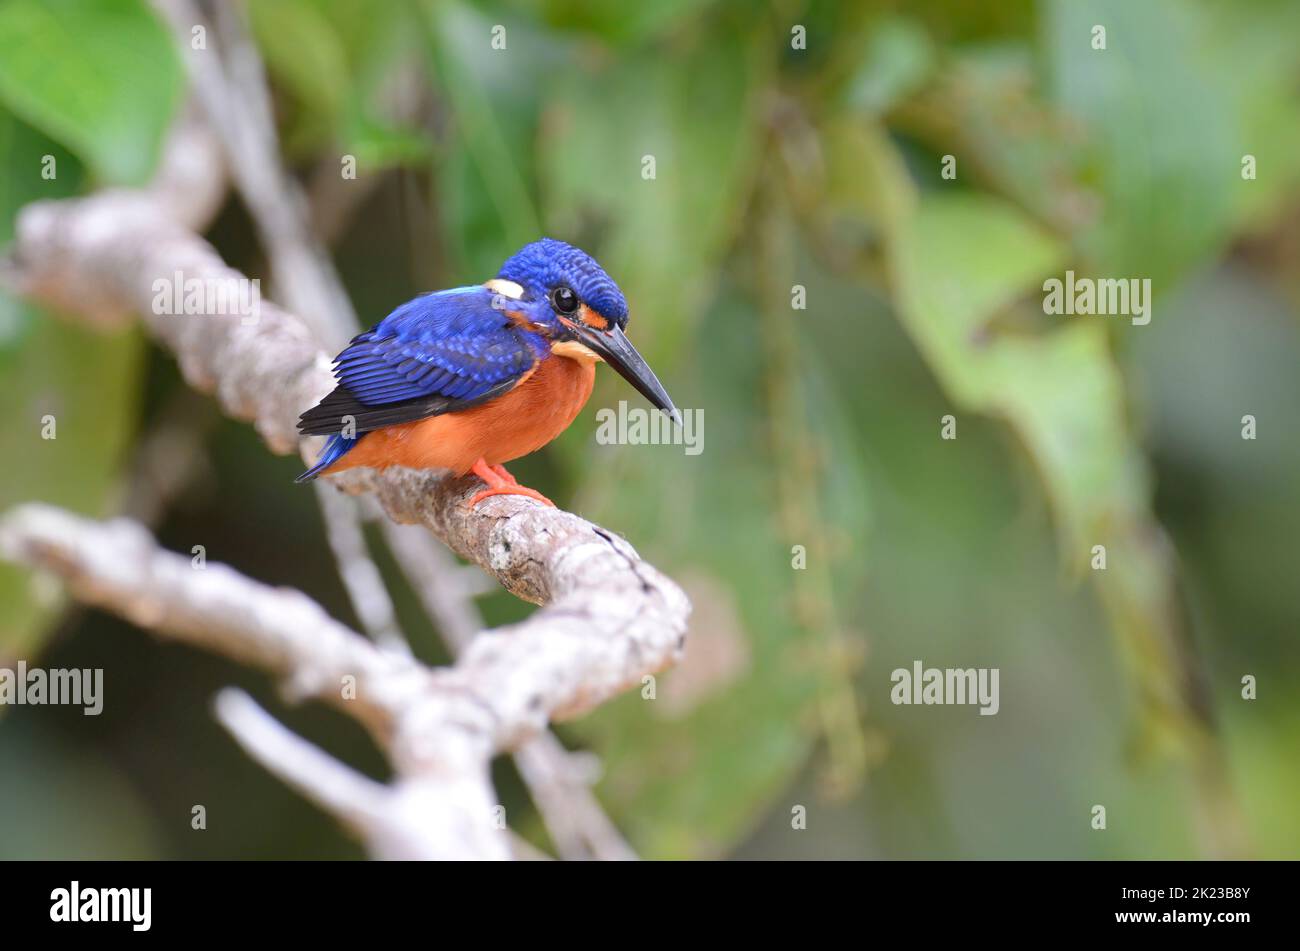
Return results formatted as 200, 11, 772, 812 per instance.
2, 110, 690, 860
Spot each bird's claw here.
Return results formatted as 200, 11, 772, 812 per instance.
468, 485, 556, 508
467, 458, 555, 508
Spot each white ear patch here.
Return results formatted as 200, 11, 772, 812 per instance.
484, 278, 525, 299
550, 340, 602, 364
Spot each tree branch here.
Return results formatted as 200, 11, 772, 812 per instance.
152, 1, 648, 858
0, 502, 680, 859
6, 111, 689, 643
1, 87, 690, 859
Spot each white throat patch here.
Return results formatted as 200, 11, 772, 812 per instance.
484, 278, 525, 299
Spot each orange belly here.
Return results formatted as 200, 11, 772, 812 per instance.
324, 352, 596, 477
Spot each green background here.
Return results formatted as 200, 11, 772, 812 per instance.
1, 0, 1297, 859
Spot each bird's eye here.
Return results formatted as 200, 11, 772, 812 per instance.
550, 286, 579, 315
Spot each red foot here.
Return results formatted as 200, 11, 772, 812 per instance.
468, 458, 555, 508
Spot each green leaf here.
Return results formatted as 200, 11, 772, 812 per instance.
538, 30, 767, 362
341, 113, 432, 169
0, 0, 182, 185
1195, 1, 1300, 229
249, 0, 434, 167
567, 287, 843, 857
0, 111, 142, 656
0, 315, 143, 657
1042, 0, 1238, 290
531, 0, 719, 45
843, 17, 935, 116
419, 0, 543, 275
0, 314, 143, 656
248, 0, 349, 152
886, 184, 1210, 757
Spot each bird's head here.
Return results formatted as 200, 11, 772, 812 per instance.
492, 237, 679, 424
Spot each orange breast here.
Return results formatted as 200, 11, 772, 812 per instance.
324, 351, 597, 477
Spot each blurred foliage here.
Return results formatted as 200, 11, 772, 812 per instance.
0, 0, 180, 184
0, 109, 143, 658
2, 0, 1299, 859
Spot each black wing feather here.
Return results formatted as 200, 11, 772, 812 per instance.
297, 377, 520, 436
297, 286, 543, 437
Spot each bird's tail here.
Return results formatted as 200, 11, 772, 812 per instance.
295, 433, 358, 483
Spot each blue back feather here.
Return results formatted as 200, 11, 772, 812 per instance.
332, 286, 546, 405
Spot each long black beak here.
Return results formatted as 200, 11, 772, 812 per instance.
569, 322, 681, 426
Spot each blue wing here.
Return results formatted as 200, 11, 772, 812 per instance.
298, 286, 544, 436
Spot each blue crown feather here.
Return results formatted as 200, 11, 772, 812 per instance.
498, 237, 629, 325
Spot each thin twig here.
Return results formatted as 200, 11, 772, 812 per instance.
156, 0, 357, 349
314, 482, 409, 654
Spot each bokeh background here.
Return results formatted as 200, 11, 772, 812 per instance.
2, 0, 1298, 859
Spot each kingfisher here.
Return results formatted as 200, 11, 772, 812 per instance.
296, 238, 678, 506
